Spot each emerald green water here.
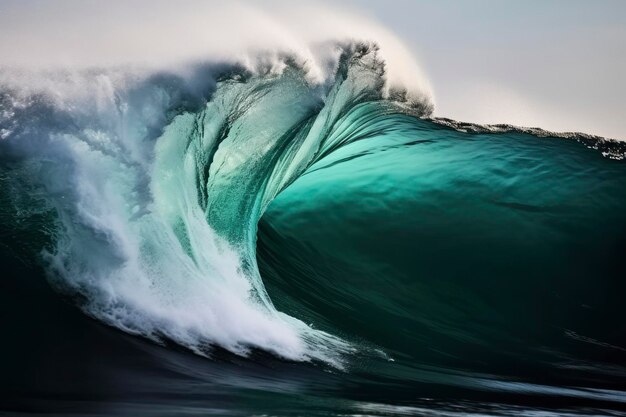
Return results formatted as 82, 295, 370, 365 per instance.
258, 115, 626, 405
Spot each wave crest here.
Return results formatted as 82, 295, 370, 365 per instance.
0, 43, 430, 366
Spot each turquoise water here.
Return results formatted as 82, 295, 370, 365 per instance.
1, 44, 625, 415
260, 114, 626, 394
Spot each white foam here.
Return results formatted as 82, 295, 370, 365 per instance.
2, 60, 353, 366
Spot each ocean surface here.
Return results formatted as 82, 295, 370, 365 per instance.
1, 43, 625, 416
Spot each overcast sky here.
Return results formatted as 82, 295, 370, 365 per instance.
1, 0, 624, 139
336, 0, 626, 139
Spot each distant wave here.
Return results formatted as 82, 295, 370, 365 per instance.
432, 117, 626, 160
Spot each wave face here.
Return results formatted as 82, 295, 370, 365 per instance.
1, 43, 626, 415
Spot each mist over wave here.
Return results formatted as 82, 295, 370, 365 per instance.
0, 0, 432, 99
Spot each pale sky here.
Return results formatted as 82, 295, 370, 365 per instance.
336, 0, 626, 139
1, 0, 624, 139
